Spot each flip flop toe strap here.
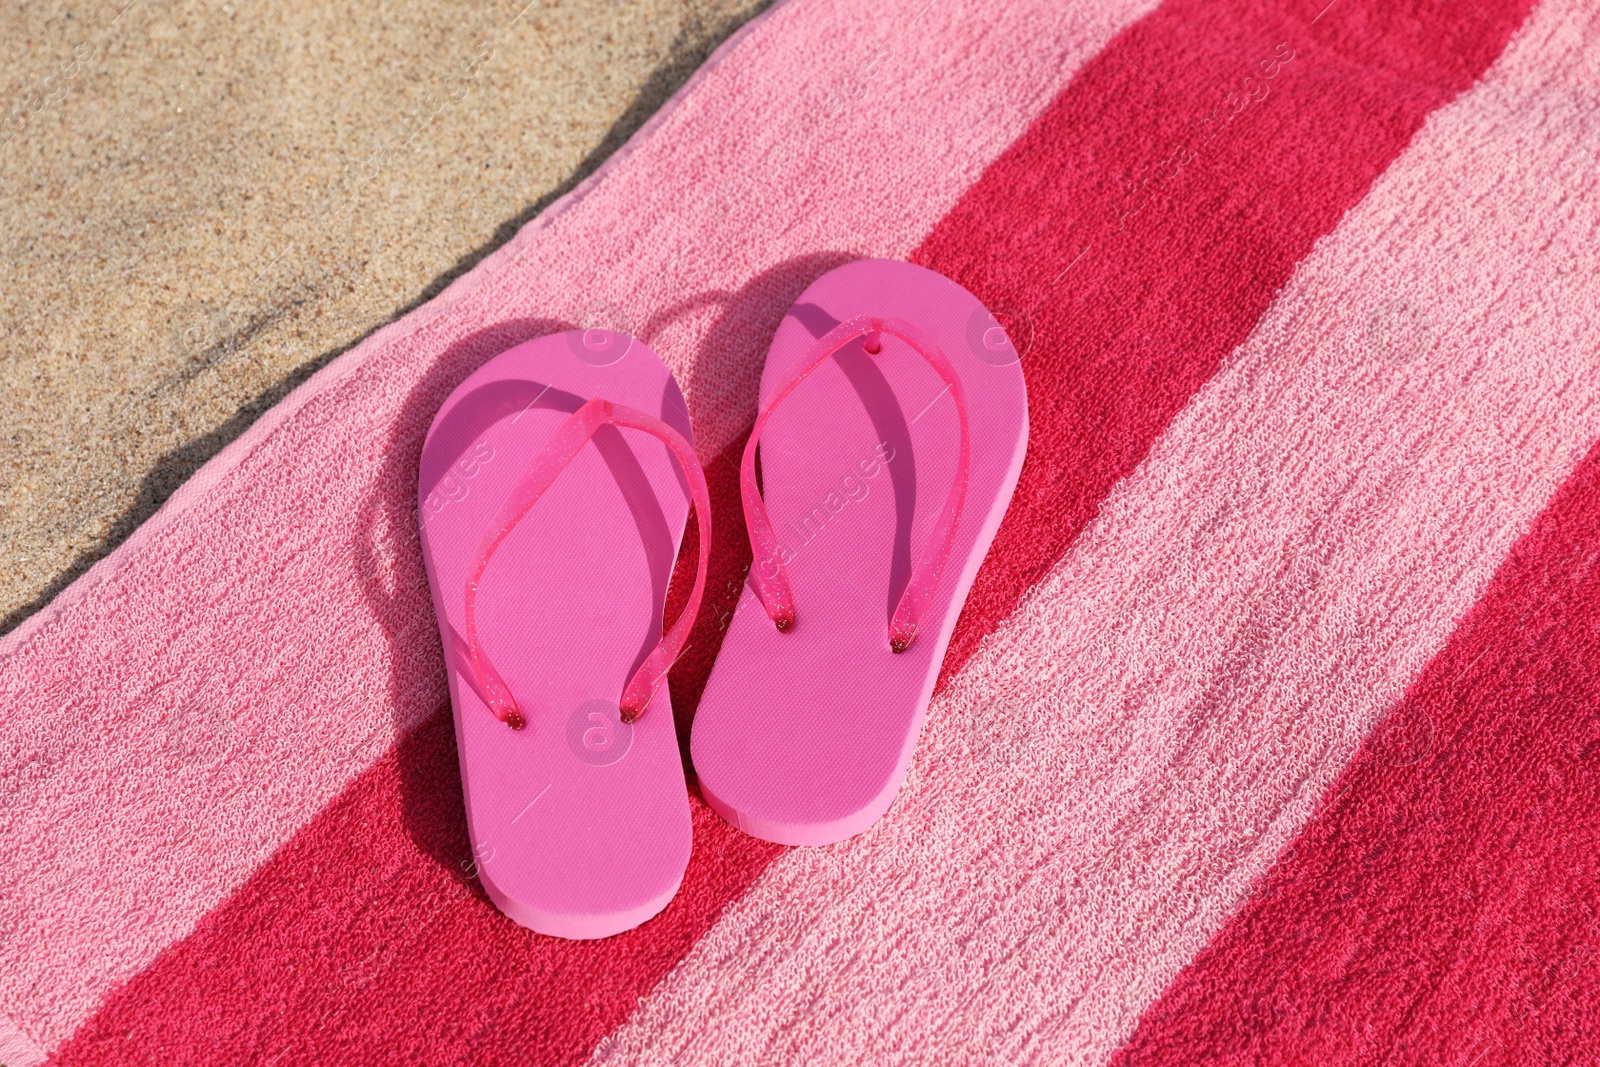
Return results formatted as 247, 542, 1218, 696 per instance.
463, 397, 711, 729
740, 315, 972, 653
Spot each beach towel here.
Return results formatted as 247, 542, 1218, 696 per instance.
2, 0, 1597, 1062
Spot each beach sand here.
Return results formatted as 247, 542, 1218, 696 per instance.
0, 0, 765, 633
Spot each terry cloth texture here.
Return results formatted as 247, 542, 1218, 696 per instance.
3, 0, 1598, 1064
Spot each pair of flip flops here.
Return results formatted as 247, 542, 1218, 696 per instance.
417, 259, 1028, 939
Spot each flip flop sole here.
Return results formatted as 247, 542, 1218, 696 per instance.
692, 260, 1029, 845
418, 329, 694, 938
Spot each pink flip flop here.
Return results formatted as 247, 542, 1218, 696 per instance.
691, 259, 1028, 845
417, 329, 709, 939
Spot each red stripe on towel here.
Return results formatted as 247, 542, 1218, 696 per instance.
914, 0, 1541, 685
1110, 440, 1600, 1067
48, 0, 1535, 1061
49, 704, 784, 1067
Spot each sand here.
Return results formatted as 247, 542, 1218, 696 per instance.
0, 0, 766, 634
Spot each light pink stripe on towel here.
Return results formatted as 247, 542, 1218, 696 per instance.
584, 4, 1600, 1064
0, 0, 1156, 1056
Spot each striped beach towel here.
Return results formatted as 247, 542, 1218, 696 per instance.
2, 0, 1597, 1062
